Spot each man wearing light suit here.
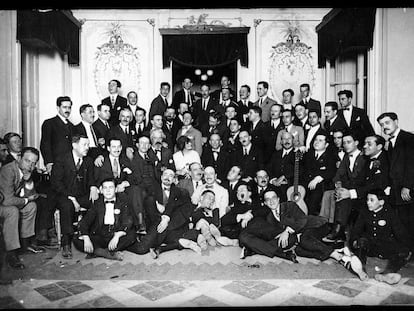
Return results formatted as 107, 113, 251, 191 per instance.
0, 147, 42, 269
254, 81, 278, 123
275, 109, 305, 151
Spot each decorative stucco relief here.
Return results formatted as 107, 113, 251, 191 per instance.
94, 22, 141, 100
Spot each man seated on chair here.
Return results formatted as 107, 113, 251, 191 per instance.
350, 189, 412, 285
0, 147, 43, 269
73, 178, 137, 261
51, 134, 98, 259
128, 169, 201, 258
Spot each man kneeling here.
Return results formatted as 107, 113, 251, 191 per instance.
73, 178, 137, 260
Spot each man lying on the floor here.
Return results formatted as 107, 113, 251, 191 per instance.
239, 189, 368, 280
73, 178, 137, 261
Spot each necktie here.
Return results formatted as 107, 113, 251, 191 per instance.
105, 121, 110, 129
387, 135, 395, 153
144, 153, 149, 161
244, 148, 248, 156
195, 181, 200, 189
75, 158, 82, 170
202, 99, 206, 110
111, 95, 115, 105
124, 127, 128, 135
112, 158, 120, 178
259, 187, 265, 195
259, 98, 263, 106
90, 125, 98, 146
315, 152, 319, 160
164, 97, 168, 106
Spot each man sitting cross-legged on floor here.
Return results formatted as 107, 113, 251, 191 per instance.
72, 178, 137, 261
219, 182, 267, 242
239, 189, 369, 280
191, 190, 238, 248
128, 169, 201, 258
350, 189, 412, 285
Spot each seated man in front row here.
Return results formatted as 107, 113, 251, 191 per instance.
350, 189, 412, 285
128, 169, 201, 258
239, 189, 368, 280
73, 178, 137, 260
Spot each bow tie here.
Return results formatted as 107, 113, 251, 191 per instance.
163, 187, 170, 191
105, 200, 115, 204
212, 149, 220, 153
205, 185, 214, 189
343, 108, 350, 111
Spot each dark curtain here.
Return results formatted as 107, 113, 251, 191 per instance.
317, 8, 376, 68
162, 33, 248, 68
17, 10, 81, 66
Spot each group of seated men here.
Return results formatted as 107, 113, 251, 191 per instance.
0, 76, 413, 286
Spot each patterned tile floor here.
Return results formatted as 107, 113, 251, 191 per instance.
2, 277, 414, 307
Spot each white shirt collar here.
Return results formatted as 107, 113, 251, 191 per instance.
283, 147, 293, 156
330, 115, 338, 123
348, 149, 361, 159
57, 113, 68, 124
272, 118, 281, 127
252, 119, 260, 129
260, 95, 268, 102
371, 150, 382, 160
243, 143, 252, 154
391, 128, 401, 141
72, 150, 82, 165
286, 124, 293, 132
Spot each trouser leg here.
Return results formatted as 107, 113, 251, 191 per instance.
19, 202, 37, 239
0, 206, 20, 251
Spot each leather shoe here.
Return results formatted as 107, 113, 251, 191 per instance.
284, 250, 299, 263
37, 239, 59, 249
6, 253, 25, 269
25, 244, 46, 254
323, 223, 345, 243
62, 245, 72, 259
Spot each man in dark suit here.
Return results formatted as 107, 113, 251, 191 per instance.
201, 133, 231, 183
224, 103, 242, 129
323, 101, 348, 139
247, 106, 269, 154
107, 108, 135, 159
132, 107, 150, 144
126, 91, 139, 125
224, 118, 242, 155
239, 189, 367, 280
250, 169, 279, 205
149, 82, 170, 120
233, 130, 264, 179
221, 165, 243, 206
324, 132, 368, 243
164, 106, 182, 149
237, 84, 254, 125
267, 131, 296, 203
147, 128, 175, 182
214, 88, 238, 120
0, 147, 42, 269
304, 110, 329, 152
2, 132, 22, 165
210, 75, 236, 102
93, 103, 111, 150
200, 111, 229, 145
263, 103, 284, 162
254, 81, 278, 123
293, 102, 309, 128
220, 182, 268, 239
297, 83, 321, 116
177, 162, 204, 197
147, 114, 174, 152
377, 112, 414, 251
50, 135, 97, 259
275, 109, 305, 151
128, 169, 199, 257
40, 96, 76, 175
74, 104, 101, 160
337, 90, 375, 145
101, 79, 128, 126
193, 84, 217, 130
303, 133, 336, 216
172, 77, 196, 111
72, 178, 136, 260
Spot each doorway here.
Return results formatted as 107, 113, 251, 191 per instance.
172, 61, 237, 99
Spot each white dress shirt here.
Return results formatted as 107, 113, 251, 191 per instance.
81, 120, 97, 147
191, 182, 229, 218
305, 124, 320, 150
342, 105, 353, 127
104, 200, 115, 225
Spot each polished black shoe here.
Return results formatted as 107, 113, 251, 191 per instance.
62, 245, 73, 259
323, 223, 345, 243
284, 250, 299, 263
6, 253, 25, 269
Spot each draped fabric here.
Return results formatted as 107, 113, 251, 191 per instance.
17, 10, 81, 66
316, 8, 376, 68
161, 30, 249, 68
